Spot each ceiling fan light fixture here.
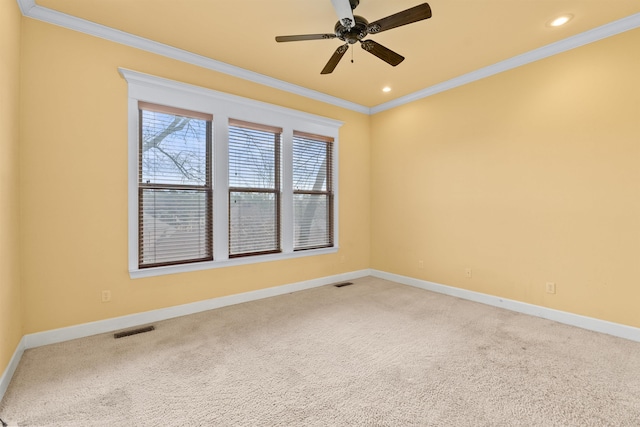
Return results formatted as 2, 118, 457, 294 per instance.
548, 14, 573, 27
382, 86, 392, 93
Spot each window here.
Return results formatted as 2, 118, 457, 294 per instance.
138, 102, 213, 268
228, 120, 282, 257
293, 132, 334, 250
121, 69, 341, 278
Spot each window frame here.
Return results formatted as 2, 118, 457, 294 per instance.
121, 68, 341, 279
292, 131, 335, 251
227, 119, 283, 258
138, 102, 214, 268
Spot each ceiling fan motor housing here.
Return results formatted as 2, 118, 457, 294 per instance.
335, 15, 369, 44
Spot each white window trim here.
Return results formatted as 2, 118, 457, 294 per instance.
119, 68, 342, 279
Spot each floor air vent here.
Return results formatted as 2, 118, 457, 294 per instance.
334, 282, 354, 288
114, 325, 155, 339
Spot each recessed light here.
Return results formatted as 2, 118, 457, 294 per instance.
548, 14, 573, 27
382, 86, 391, 93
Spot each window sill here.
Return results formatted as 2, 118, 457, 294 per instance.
129, 246, 339, 279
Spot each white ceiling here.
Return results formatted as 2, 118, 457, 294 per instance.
22, 0, 640, 111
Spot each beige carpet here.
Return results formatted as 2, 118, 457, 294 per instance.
1, 277, 640, 426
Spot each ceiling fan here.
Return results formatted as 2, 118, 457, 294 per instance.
275, 0, 432, 74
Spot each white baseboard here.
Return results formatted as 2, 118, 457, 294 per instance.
371, 269, 640, 343
0, 336, 25, 403
22, 269, 372, 350
4, 268, 638, 403
1, 269, 368, 402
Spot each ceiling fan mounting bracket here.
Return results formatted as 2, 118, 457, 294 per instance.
335, 15, 369, 44
360, 40, 374, 52
367, 23, 381, 34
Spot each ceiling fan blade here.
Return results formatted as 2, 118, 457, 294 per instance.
360, 40, 404, 66
331, 0, 356, 29
321, 44, 349, 74
276, 34, 337, 42
367, 3, 432, 34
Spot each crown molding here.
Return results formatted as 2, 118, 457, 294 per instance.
16, 0, 371, 115
16, 1, 640, 116
370, 12, 640, 114
16, 0, 34, 14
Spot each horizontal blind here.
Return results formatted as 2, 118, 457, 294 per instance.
139, 104, 212, 267
228, 119, 281, 257
293, 131, 333, 250
139, 189, 212, 265
138, 101, 213, 121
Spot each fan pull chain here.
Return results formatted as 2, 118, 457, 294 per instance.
351, 45, 354, 63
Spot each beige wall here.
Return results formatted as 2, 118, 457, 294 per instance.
3, 4, 640, 381
371, 28, 640, 328
0, 0, 23, 376
18, 19, 371, 334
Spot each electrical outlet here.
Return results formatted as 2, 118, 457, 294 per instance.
101, 290, 111, 302
545, 282, 556, 294
465, 268, 472, 278
418, 260, 424, 269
